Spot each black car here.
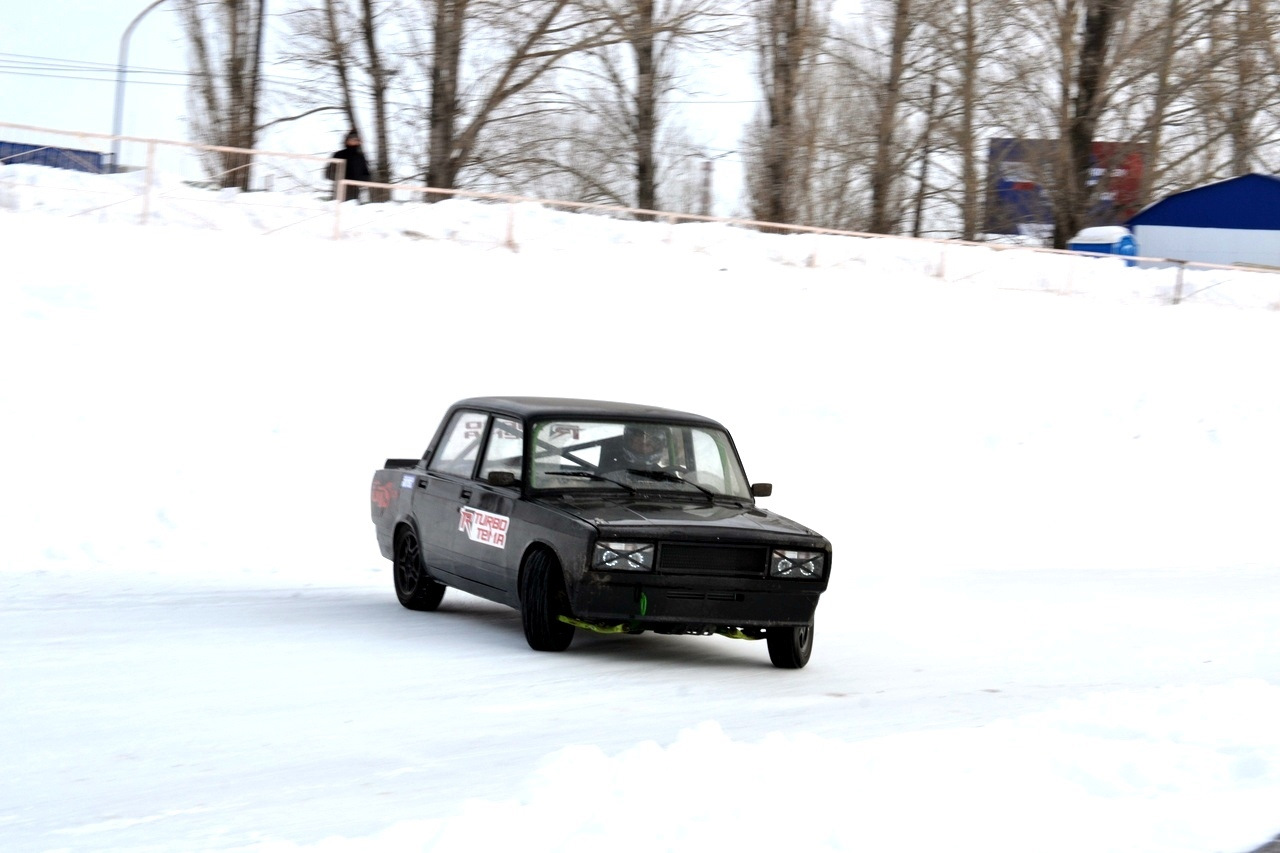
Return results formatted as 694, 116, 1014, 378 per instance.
370, 397, 832, 668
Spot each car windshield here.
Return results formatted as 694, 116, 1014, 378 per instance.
529, 419, 752, 499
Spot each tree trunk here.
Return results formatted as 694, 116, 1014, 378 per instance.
868, 0, 912, 234
1054, 0, 1123, 250
325, 0, 358, 135
633, 0, 657, 217
912, 81, 937, 238
1227, 0, 1268, 174
224, 0, 247, 189
244, 0, 265, 191
428, 0, 466, 196
361, 0, 392, 202
181, 0, 264, 190
957, 0, 979, 241
1137, 0, 1181, 208
760, 0, 804, 225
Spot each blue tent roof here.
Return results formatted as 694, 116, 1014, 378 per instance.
1126, 173, 1280, 230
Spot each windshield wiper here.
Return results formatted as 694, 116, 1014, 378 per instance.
546, 469, 639, 493
625, 468, 717, 500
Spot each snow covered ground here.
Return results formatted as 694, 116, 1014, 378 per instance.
2, 167, 1280, 852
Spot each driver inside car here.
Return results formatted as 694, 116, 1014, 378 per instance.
600, 424, 668, 473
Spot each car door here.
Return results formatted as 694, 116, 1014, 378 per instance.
413, 408, 489, 586
459, 415, 524, 596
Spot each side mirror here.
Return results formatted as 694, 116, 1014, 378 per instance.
751, 482, 772, 497
487, 471, 517, 488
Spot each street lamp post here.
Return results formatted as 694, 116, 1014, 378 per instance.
112, 0, 169, 173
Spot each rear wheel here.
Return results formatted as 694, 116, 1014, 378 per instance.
766, 618, 814, 669
520, 550, 575, 652
393, 528, 445, 611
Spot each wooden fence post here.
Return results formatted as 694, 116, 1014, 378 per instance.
140, 140, 156, 225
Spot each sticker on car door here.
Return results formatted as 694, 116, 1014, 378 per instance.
459, 506, 509, 548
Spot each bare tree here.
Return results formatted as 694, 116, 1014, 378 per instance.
843, 0, 1280, 241
786, 54, 876, 229
1130, 0, 1194, 207
594, 0, 721, 214
993, 0, 1134, 247
949, 0, 982, 240
918, 0, 1021, 240
866, 0, 915, 234
199, 0, 1280, 239
428, 0, 466, 195
747, 0, 827, 225
323, 1, 360, 127
1197, 0, 1280, 175
974, 0, 1248, 241
776, 0, 935, 233
472, 6, 657, 209
1049, 1, 1125, 247
422, 0, 632, 197
279, 0, 399, 200
757, 0, 802, 224
1083, 0, 1254, 208
548, 0, 742, 213
179, 0, 268, 190
627, 0, 659, 213
359, 0, 394, 200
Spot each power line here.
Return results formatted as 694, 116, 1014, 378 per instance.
0, 64, 771, 110
0, 59, 311, 91
0, 49, 767, 106
0, 68, 189, 87
0, 51, 333, 83
0, 51, 186, 75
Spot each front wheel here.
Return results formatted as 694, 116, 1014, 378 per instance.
520, 550, 575, 652
766, 618, 814, 669
393, 529, 445, 611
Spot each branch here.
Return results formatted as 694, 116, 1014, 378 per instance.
256, 105, 347, 132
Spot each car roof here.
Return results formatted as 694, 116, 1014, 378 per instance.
452, 396, 728, 429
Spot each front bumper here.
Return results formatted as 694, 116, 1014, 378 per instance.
569, 571, 824, 631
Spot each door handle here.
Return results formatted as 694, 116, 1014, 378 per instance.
460, 489, 472, 501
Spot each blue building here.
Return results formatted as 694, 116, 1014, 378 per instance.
0, 141, 107, 174
1126, 173, 1280, 267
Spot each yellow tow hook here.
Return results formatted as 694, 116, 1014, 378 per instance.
558, 616, 632, 634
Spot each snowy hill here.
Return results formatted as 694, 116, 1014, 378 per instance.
2, 166, 1279, 853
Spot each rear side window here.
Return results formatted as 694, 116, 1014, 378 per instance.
428, 410, 488, 477
479, 417, 524, 482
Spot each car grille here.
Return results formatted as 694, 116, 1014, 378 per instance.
657, 544, 767, 577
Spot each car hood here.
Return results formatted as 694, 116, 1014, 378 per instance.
541, 494, 826, 543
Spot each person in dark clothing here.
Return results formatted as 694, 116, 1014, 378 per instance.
599, 424, 669, 474
325, 129, 371, 202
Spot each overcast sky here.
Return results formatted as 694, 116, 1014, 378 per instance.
1, 2, 191, 143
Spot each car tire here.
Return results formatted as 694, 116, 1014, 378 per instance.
766, 618, 813, 669
520, 550, 575, 652
393, 528, 445, 612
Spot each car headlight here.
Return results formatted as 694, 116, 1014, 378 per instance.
592, 541, 654, 572
770, 549, 824, 579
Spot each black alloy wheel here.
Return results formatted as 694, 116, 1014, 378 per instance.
520, 550, 575, 652
766, 618, 814, 669
393, 529, 445, 611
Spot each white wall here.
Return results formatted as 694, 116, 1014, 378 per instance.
1132, 224, 1280, 268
